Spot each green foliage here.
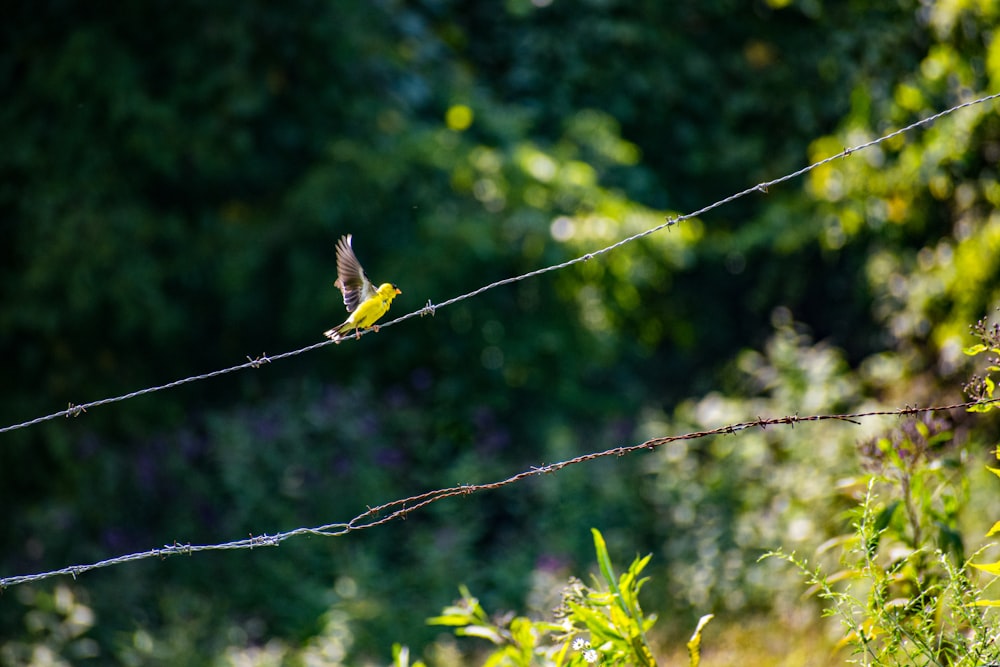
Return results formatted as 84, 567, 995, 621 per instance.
964, 318, 1000, 412
969, 459, 1000, 606
413, 528, 694, 667
636, 319, 866, 615
3, 0, 1000, 665
856, 415, 966, 562
962, 320, 1000, 607
0, 586, 98, 666
765, 416, 999, 667
685, 614, 714, 667
801, 0, 1000, 369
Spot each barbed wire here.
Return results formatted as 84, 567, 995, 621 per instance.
2, 91, 998, 438
1, 398, 992, 589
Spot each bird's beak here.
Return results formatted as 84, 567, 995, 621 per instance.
395, 287, 402, 294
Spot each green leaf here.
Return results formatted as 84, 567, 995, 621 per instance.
591, 528, 619, 593
963, 343, 988, 355
509, 617, 535, 651
391, 644, 409, 667
457, 625, 505, 644
484, 648, 512, 667
970, 560, 1000, 576
686, 614, 714, 667
568, 600, 620, 641
426, 614, 472, 627
551, 638, 572, 667
987, 521, 1000, 537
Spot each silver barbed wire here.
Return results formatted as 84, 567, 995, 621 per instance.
1, 398, 993, 588
1, 90, 998, 437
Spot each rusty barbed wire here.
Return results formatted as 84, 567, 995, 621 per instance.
1, 91, 997, 437
2, 398, 994, 589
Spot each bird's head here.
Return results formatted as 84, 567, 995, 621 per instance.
378, 283, 402, 300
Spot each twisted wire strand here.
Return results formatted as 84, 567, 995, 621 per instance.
1, 398, 993, 588
1, 91, 997, 436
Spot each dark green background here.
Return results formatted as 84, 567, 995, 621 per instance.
2, 1, 999, 663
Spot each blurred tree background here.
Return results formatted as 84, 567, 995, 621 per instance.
2, 0, 1000, 664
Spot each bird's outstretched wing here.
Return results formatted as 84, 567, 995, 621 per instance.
334, 234, 377, 313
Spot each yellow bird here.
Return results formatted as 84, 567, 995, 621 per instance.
323, 234, 401, 342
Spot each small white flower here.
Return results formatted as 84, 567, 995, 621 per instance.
583, 649, 600, 663
571, 637, 588, 651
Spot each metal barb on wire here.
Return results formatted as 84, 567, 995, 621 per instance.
2, 398, 996, 589
0, 340, 332, 435
1, 91, 999, 437
246, 353, 271, 369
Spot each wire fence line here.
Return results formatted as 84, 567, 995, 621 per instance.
1, 398, 993, 589
1, 90, 998, 438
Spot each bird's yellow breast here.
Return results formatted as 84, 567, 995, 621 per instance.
349, 296, 391, 329
347, 284, 399, 330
